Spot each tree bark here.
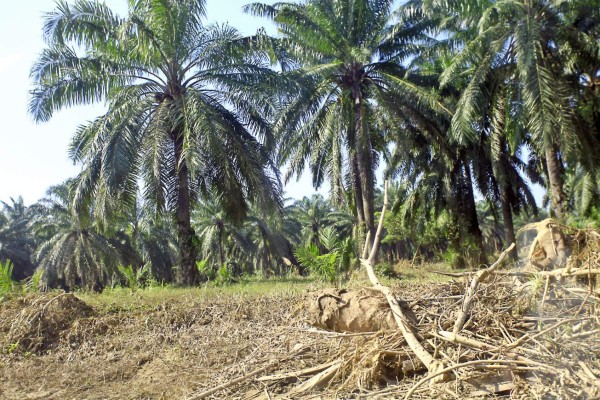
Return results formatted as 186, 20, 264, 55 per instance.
174, 131, 198, 285
544, 144, 567, 220
217, 222, 224, 267
349, 126, 367, 256
353, 85, 375, 255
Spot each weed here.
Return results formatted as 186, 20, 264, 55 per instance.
25, 268, 44, 293
117, 264, 151, 292
0, 259, 15, 294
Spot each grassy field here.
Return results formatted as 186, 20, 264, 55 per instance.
77, 276, 324, 309
75, 262, 455, 309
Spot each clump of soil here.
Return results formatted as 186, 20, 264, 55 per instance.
0, 292, 94, 354
300, 288, 399, 332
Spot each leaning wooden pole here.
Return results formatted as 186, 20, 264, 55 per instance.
360, 180, 448, 381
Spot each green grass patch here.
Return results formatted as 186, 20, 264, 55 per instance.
392, 261, 455, 284
77, 276, 323, 310
76, 263, 453, 311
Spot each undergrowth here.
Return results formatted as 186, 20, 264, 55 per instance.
78, 263, 453, 309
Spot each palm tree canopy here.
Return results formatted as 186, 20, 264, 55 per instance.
30, 0, 282, 223
0, 197, 36, 280
30, 0, 285, 283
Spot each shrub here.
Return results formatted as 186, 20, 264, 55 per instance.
294, 243, 338, 283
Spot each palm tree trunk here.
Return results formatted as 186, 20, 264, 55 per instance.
174, 132, 198, 285
544, 144, 567, 220
463, 162, 486, 264
352, 86, 376, 255
218, 223, 224, 267
500, 189, 518, 262
349, 127, 367, 255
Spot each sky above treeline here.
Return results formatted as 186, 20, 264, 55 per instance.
0, 0, 327, 206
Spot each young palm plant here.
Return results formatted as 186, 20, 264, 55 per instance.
30, 182, 123, 291
30, 0, 282, 285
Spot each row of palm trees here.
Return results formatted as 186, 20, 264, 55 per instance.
12, 0, 600, 286
0, 189, 356, 289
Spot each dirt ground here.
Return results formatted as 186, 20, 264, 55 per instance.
0, 287, 315, 400
0, 273, 598, 399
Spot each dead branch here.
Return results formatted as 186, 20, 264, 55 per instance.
491, 269, 600, 278
435, 330, 577, 383
404, 359, 543, 400
452, 243, 515, 335
185, 347, 309, 400
360, 180, 448, 381
256, 360, 340, 382
539, 268, 600, 277
284, 361, 342, 397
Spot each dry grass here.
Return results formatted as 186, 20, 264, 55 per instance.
1, 255, 598, 400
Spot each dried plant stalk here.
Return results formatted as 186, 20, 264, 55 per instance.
360, 180, 448, 381
453, 243, 515, 335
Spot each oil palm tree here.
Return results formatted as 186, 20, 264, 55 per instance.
421, 0, 600, 219
30, 182, 123, 291
566, 165, 600, 221
243, 211, 298, 276
119, 199, 178, 283
0, 197, 36, 280
30, 0, 282, 285
246, 0, 450, 253
192, 194, 235, 271
289, 195, 339, 253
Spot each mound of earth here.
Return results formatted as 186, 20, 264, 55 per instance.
0, 293, 94, 354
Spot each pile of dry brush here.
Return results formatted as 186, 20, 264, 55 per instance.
1, 215, 598, 399
188, 213, 600, 398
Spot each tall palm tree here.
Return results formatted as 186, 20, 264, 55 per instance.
30, 0, 282, 285
246, 0, 450, 253
193, 195, 235, 271
119, 199, 178, 283
243, 211, 298, 276
30, 182, 124, 291
566, 165, 600, 221
421, 0, 600, 219
289, 195, 333, 252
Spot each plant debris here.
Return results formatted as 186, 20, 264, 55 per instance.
1, 223, 599, 399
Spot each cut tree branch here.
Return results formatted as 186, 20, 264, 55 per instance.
360, 180, 448, 381
453, 243, 515, 335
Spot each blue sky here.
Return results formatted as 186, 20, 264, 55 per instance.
0, 0, 324, 205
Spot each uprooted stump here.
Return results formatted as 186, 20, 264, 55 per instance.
0, 292, 94, 354
520, 218, 571, 270
299, 288, 418, 333
517, 220, 599, 294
